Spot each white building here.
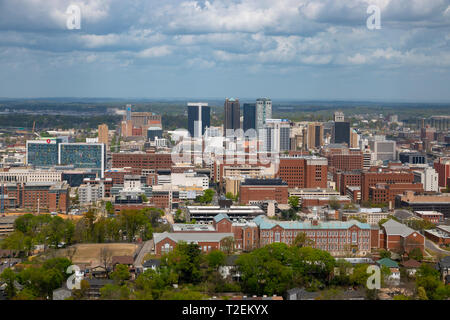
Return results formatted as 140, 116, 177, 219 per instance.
368, 136, 396, 162
0, 169, 62, 183
413, 166, 439, 192
78, 182, 105, 205
264, 119, 290, 153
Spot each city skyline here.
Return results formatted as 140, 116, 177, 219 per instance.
0, 0, 449, 101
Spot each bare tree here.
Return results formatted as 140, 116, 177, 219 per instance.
66, 246, 78, 263
99, 247, 113, 276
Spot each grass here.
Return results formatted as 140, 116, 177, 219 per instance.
59, 243, 139, 266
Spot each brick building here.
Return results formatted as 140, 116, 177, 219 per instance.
361, 168, 414, 201
153, 232, 234, 255
434, 157, 450, 189
368, 183, 424, 205
334, 170, 362, 195
276, 156, 328, 188
111, 152, 173, 170
4, 181, 70, 213
379, 219, 425, 254
253, 215, 374, 256
240, 178, 289, 205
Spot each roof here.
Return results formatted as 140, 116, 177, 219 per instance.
213, 213, 230, 223
111, 256, 134, 265
382, 219, 415, 237
377, 258, 399, 268
437, 256, 450, 269
143, 259, 161, 268
153, 232, 234, 244
253, 215, 371, 230
401, 259, 421, 268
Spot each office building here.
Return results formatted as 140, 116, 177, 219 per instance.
243, 103, 256, 133
399, 152, 426, 164
264, 119, 290, 152
186, 205, 265, 223
368, 136, 396, 162
224, 98, 240, 136
256, 98, 272, 129
187, 102, 210, 138
434, 157, 450, 188
240, 178, 289, 205
413, 167, 439, 192
59, 143, 105, 178
307, 123, 324, 150
147, 127, 163, 142
26, 138, 62, 167
277, 156, 328, 188
98, 124, 109, 148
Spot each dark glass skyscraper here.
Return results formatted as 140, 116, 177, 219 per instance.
333, 121, 350, 144
243, 103, 256, 132
224, 98, 240, 136
187, 102, 210, 137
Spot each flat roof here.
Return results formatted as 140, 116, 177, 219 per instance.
153, 232, 234, 244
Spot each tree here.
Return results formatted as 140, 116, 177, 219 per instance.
417, 286, 428, 300
220, 236, 235, 255
292, 232, 314, 248
100, 284, 130, 300
288, 196, 300, 211
140, 194, 149, 203
72, 279, 90, 300
196, 189, 215, 204
379, 249, 391, 259
415, 263, 448, 300
328, 197, 341, 210
110, 264, 131, 284
0, 268, 16, 299
206, 250, 226, 270
408, 248, 423, 261
163, 242, 202, 284
105, 201, 114, 215
99, 247, 113, 276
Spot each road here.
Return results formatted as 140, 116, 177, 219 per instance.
134, 239, 154, 270
425, 239, 450, 256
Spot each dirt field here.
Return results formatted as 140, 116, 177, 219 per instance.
62, 243, 139, 266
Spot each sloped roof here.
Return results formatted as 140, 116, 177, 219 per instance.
153, 232, 234, 244
401, 259, 421, 268
382, 219, 415, 237
377, 258, 399, 268
253, 215, 371, 230
213, 213, 230, 223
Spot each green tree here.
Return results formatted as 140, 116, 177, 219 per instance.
0, 268, 16, 299
292, 232, 314, 248
105, 201, 115, 215
206, 250, 226, 270
379, 249, 391, 259
220, 236, 235, 255
111, 264, 131, 284
163, 242, 202, 284
100, 284, 130, 300
408, 248, 423, 261
288, 196, 300, 211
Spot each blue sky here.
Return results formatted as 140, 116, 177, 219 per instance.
0, 0, 449, 101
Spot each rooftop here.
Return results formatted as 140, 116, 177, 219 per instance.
253, 215, 371, 230
153, 232, 234, 244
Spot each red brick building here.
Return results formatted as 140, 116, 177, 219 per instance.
112, 152, 173, 170
379, 219, 425, 254
361, 168, 414, 201
327, 152, 364, 172
334, 170, 362, 195
4, 182, 70, 213
434, 157, 450, 188
239, 178, 289, 205
153, 232, 234, 255
276, 156, 328, 188
368, 183, 424, 205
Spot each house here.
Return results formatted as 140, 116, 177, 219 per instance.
377, 258, 400, 282
89, 265, 110, 279
401, 259, 421, 277
111, 256, 134, 268
86, 279, 114, 299
142, 259, 161, 272
379, 219, 425, 254
218, 255, 241, 281
53, 286, 72, 300
435, 256, 450, 284
285, 288, 320, 300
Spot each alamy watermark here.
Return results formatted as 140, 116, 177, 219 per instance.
66, 264, 83, 290
66, 4, 81, 30
366, 5, 381, 30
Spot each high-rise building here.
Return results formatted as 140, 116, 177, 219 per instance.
307, 123, 324, 150
126, 104, 132, 121
277, 156, 328, 188
333, 122, 350, 145
98, 124, 109, 148
26, 138, 62, 167
59, 143, 106, 178
243, 103, 256, 133
187, 102, 210, 138
413, 167, 439, 192
264, 119, 290, 152
334, 111, 345, 122
368, 136, 396, 162
256, 98, 272, 129
224, 98, 240, 136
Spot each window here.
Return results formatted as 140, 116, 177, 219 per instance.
275, 232, 280, 243
352, 232, 357, 244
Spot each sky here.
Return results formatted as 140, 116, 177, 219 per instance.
0, 0, 449, 102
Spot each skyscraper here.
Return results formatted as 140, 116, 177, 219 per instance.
243, 103, 256, 133
264, 119, 290, 153
332, 111, 350, 145
98, 124, 109, 148
307, 123, 324, 150
224, 98, 240, 136
126, 104, 132, 121
187, 102, 210, 138
256, 98, 272, 129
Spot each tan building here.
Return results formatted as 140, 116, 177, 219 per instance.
98, 124, 109, 149
307, 123, 324, 150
